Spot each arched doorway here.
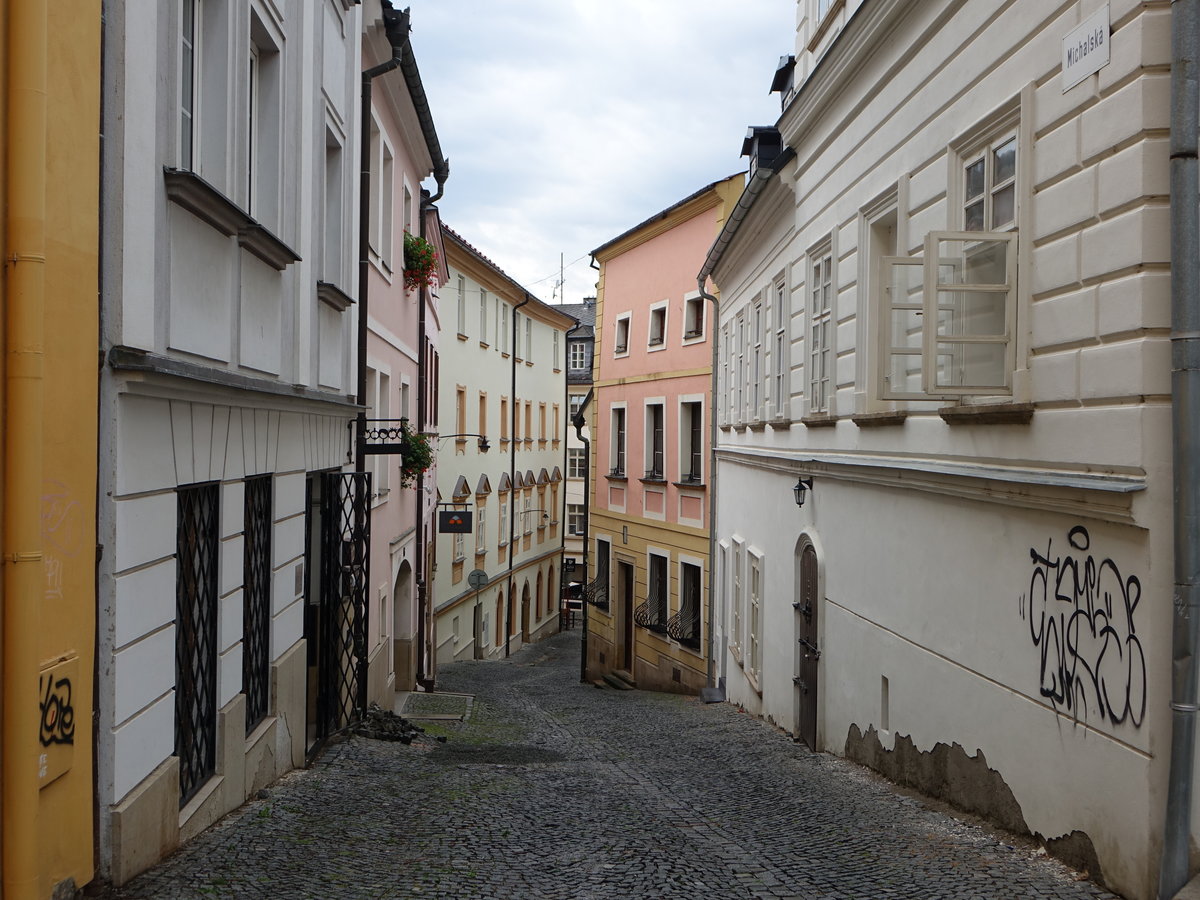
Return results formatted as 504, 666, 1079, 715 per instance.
795, 538, 821, 750
393, 560, 413, 690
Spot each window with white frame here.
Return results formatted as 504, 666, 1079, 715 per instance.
719, 323, 732, 425
648, 304, 667, 347
525, 318, 533, 360
247, 12, 281, 226
569, 392, 585, 418
734, 311, 746, 424
614, 314, 630, 355
731, 540, 744, 662
453, 530, 465, 563
553, 330, 560, 369
501, 304, 509, 353
457, 276, 467, 335
324, 127, 345, 287
684, 294, 704, 340
513, 312, 521, 358
568, 503, 585, 536
567, 447, 586, 479
568, 341, 586, 371
772, 277, 789, 419
748, 550, 763, 684
808, 243, 834, 414
479, 288, 488, 343
180, 0, 199, 170
644, 402, 665, 480
378, 144, 394, 268
964, 133, 1017, 232
610, 406, 626, 476
679, 400, 703, 484
475, 501, 487, 554
523, 491, 533, 536
751, 300, 763, 421
647, 552, 668, 628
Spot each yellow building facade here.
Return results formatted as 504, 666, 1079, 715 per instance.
2, 3, 101, 897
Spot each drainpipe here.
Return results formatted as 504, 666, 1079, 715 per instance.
1159, 1, 1200, 896
3, 4, 47, 899
572, 397, 592, 684
505, 293, 531, 657
697, 275, 722, 700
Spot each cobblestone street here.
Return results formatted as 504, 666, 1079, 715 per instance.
106, 629, 1119, 899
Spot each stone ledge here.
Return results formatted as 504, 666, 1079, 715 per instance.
851, 410, 908, 427
939, 402, 1035, 425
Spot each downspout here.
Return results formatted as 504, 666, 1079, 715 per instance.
3, 4, 47, 899
505, 293, 531, 657
414, 198, 431, 687
572, 390, 592, 684
697, 275, 722, 701
1159, 1, 1200, 896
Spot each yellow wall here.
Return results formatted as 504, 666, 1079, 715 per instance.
2, 2, 101, 896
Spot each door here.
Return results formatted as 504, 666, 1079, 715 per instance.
617, 561, 635, 672
795, 542, 819, 750
472, 603, 484, 660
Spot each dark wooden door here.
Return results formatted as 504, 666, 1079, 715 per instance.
796, 543, 820, 750
619, 561, 635, 672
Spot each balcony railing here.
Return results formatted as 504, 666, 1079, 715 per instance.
583, 574, 609, 610
665, 592, 702, 651
634, 595, 668, 635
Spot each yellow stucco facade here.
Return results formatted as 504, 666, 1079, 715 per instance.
2, 3, 101, 897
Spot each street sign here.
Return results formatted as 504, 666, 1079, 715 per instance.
468, 569, 489, 590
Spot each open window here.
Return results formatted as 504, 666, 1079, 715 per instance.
879, 231, 1017, 400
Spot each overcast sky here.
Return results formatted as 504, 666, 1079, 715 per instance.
402, 1, 796, 305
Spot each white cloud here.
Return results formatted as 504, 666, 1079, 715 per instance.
404, 0, 794, 302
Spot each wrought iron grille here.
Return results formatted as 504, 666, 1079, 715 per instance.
243, 475, 272, 735
176, 482, 219, 806
317, 471, 371, 738
635, 556, 669, 633
583, 574, 608, 610
666, 563, 702, 650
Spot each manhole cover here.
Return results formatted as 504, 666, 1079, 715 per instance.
401, 692, 473, 721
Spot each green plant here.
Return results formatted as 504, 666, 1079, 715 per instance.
399, 421, 434, 488
403, 231, 439, 291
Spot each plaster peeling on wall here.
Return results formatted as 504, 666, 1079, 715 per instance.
845, 725, 1104, 888
1018, 524, 1145, 728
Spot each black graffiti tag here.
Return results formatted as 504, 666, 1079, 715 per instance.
1019, 525, 1145, 727
39, 674, 75, 746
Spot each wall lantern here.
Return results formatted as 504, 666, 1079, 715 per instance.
793, 476, 814, 508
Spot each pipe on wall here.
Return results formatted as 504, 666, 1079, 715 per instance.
1159, 1, 1200, 896
3, 3, 48, 898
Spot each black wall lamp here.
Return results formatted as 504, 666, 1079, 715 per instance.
793, 476, 813, 508
436, 433, 491, 452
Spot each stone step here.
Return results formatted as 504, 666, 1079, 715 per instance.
602, 672, 635, 691
611, 669, 636, 687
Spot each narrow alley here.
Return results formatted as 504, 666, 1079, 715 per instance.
103, 630, 1116, 900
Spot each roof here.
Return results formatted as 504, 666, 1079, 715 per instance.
556, 301, 596, 330
441, 224, 577, 328
590, 173, 744, 260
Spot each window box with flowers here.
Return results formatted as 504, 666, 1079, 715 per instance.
403, 231, 439, 292
398, 422, 434, 488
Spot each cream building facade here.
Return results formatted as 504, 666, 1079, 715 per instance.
703, 2, 1180, 898
433, 226, 575, 666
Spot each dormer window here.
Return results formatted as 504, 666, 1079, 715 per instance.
742, 126, 782, 179
770, 55, 796, 111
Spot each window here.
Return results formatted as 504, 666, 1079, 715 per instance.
539, 403, 547, 444
772, 278, 789, 419
731, 540, 743, 661
569, 393, 585, 418
501, 304, 509, 353
568, 341, 586, 371
684, 294, 704, 340
680, 401, 703, 483
647, 553, 668, 629
552, 404, 560, 443
480, 289, 488, 343
748, 551, 763, 684
568, 448, 587, 479
719, 323, 732, 425
677, 561, 702, 649
524, 401, 533, 444
453, 530, 465, 563
457, 276, 467, 335
478, 392, 487, 439
734, 312, 746, 424
242, 475, 272, 735
523, 491, 533, 536
514, 312, 521, 358
180, 0, 198, 170
378, 144, 394, 268
614, 314, 630, 355
648, 304, 667, 347
568, 504, 586, 536
498, 495, 509, 546
553, 330, 560, 369
455, 387, 466, 436
500, 397, 509, 442
644, 402, 665, 480
610, 407, 626, 476
526, 318, 533, 360
964, 134, 1017, 232
817, 0, 835, 18
881, 232, 1017, 398
324, 128, 345, 287
751, 300, 763, 420
808, 244, 834, 414
475, 502, 487, 555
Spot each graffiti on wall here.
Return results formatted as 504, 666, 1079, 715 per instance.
1018, 525, 1146, 727
39, 671, 75, 747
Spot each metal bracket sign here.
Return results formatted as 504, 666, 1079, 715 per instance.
438, 510, 473, 534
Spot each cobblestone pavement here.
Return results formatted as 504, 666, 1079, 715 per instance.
105, 629, 1119, 899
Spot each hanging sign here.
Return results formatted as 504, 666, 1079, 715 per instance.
438, 510, 473, 534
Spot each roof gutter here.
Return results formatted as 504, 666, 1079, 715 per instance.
396, 6, 449, 199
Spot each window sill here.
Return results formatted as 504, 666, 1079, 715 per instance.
479, 341, 490, 350
605, 472, 628, 482
317, 281, 354, 312
768, 418, 794, 430
163, 168, 300, 271
457, 333, 469, 342
801, 413, 837, 428
639, 476, 667, 485
851, 410, 908, 428
747, 421, 768, 432
939, 402, 1033, 426
673, 480, 706, 490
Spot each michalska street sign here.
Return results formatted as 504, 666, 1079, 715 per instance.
438, 510, 473, 534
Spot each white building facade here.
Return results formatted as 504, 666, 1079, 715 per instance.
98, 0, 368, 883
705, 3, 1175, 898
433, 226, 575, 666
